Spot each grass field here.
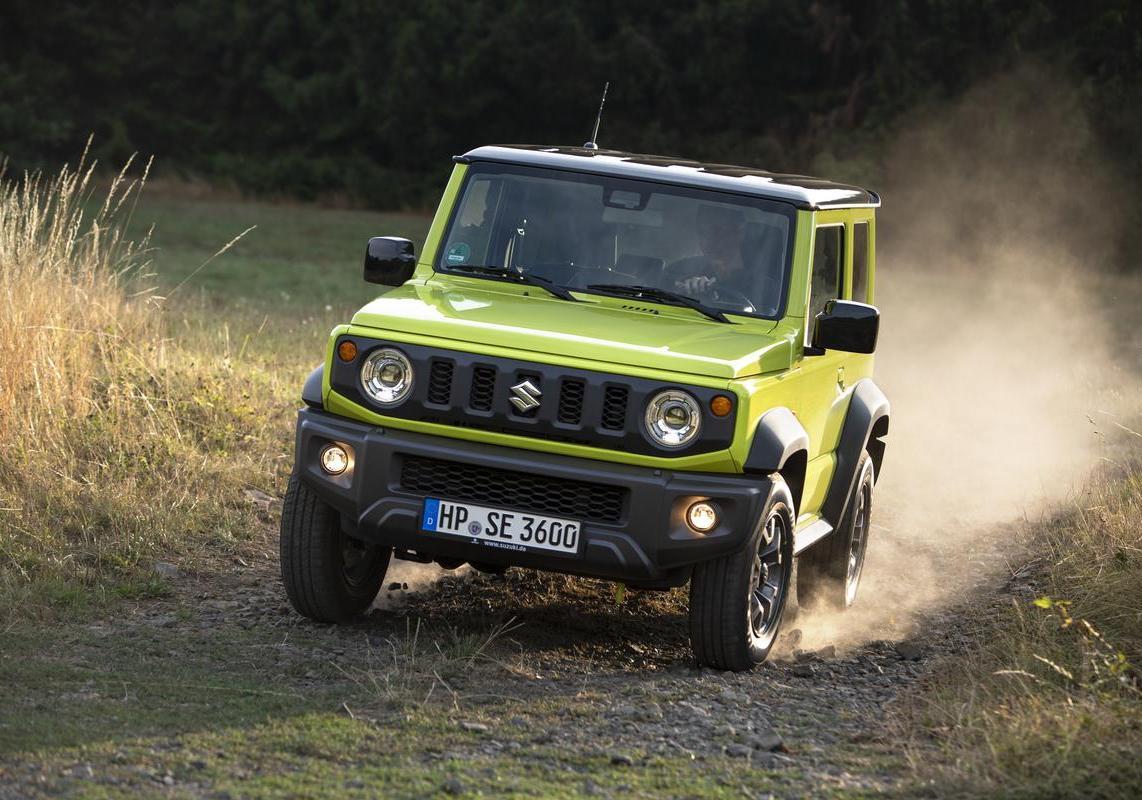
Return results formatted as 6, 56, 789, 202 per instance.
122, 190, 430, 309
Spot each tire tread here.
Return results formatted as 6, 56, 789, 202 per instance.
279, 474, 387, 622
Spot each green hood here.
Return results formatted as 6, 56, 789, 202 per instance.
350, 279, 793, 380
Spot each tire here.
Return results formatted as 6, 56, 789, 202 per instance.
689, 476, 794, 671
280, 473, 391, 622
797, 450, 874, 611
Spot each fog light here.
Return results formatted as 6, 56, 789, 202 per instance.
320, 444, 350, 475
687, 501, 718, 532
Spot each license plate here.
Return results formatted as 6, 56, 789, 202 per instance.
420, 498, 581, 557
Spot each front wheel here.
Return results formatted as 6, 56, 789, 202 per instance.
280, 474, 391, 622
688, 477, 794, 670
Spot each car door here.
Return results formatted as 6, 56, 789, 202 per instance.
794, 212, 856, 521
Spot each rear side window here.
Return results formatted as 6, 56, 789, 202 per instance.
851, 222, 869, 302
808, 225, 843, 326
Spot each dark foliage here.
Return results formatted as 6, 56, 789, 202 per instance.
1, 1, 1139, 210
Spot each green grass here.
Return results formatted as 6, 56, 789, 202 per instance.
123, 190, 430, 309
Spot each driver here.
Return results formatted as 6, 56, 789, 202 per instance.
671, 204, 751, 299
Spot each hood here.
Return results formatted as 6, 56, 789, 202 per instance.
349, 279, 792, 380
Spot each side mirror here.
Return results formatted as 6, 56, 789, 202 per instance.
364, 236, 416, 286
811, 299, 879, 354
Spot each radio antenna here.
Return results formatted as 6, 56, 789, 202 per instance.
583, 82, 609, 150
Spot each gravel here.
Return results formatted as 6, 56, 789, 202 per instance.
14, 520, 1019, 799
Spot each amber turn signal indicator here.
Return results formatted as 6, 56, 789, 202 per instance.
337, 340, 358, 362
710, 395, 732, 417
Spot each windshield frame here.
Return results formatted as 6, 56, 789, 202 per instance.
433, 161, 798, 322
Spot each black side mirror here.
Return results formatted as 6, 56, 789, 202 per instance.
364, 236, 416, 286
811, 299, 879, 354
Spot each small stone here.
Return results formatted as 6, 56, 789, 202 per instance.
675, 700, 708, 717
442, 777, 465, 795
717, 723, 737, 738
459, 721, 489, 733
243, 488, 277, 511
152, 561, 179, 578
753, 752, 781, 769
783, 628, 803, 648
387, 582, 402, 591
747, 729, 784, 752
791, 663, 815, 678
794, 649, 816, 663
895, 641, 923, 661
636, 703, 663, 721
718, 688, 748, 704
815, 644, 836, 660
726, 743, 751, 758
610, 754, 634, 766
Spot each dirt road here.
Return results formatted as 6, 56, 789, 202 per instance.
1, 494, 1028, 799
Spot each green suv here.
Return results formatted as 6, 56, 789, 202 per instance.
280, 145, 889, 671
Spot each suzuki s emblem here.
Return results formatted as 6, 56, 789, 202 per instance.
509, 379, 542, 412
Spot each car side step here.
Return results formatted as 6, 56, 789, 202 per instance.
793, 519, 833, 555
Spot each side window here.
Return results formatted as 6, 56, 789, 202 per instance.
851, 222, 869, 302
808, 225, 843, 329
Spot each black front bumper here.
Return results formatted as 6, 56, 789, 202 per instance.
294, 408, 766, 587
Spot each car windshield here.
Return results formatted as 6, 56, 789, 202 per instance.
436, 163, 796, 319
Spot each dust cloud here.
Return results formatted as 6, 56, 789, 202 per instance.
792, 63, 1142, 651
373, 560, 470, 610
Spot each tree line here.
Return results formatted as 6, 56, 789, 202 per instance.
1, 0, 1138, 212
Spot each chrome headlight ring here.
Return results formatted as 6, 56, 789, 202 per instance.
644, 389, 702, 448
360, 347, 414, 407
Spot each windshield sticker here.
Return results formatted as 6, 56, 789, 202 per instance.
446, 242, 471, 264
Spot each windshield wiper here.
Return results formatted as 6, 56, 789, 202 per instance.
447, 264, 579, 302
584, 284, 731, 323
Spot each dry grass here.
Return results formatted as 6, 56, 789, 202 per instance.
901, 462, 1142, 798
335, 617, 523, 715
0, 156, 302, 614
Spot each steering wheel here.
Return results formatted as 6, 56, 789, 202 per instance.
706, 284, 756, 314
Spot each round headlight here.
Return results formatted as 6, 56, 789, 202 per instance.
644, 390, 702, 448
361, 347, 413, 407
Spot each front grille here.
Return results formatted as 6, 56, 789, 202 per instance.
400, 456, 626, 523
329, 336, 738, 457
557, 378, 585, 425
427, 360, 454, 405
469, 366, 496, 411
601, 386, 629, 430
